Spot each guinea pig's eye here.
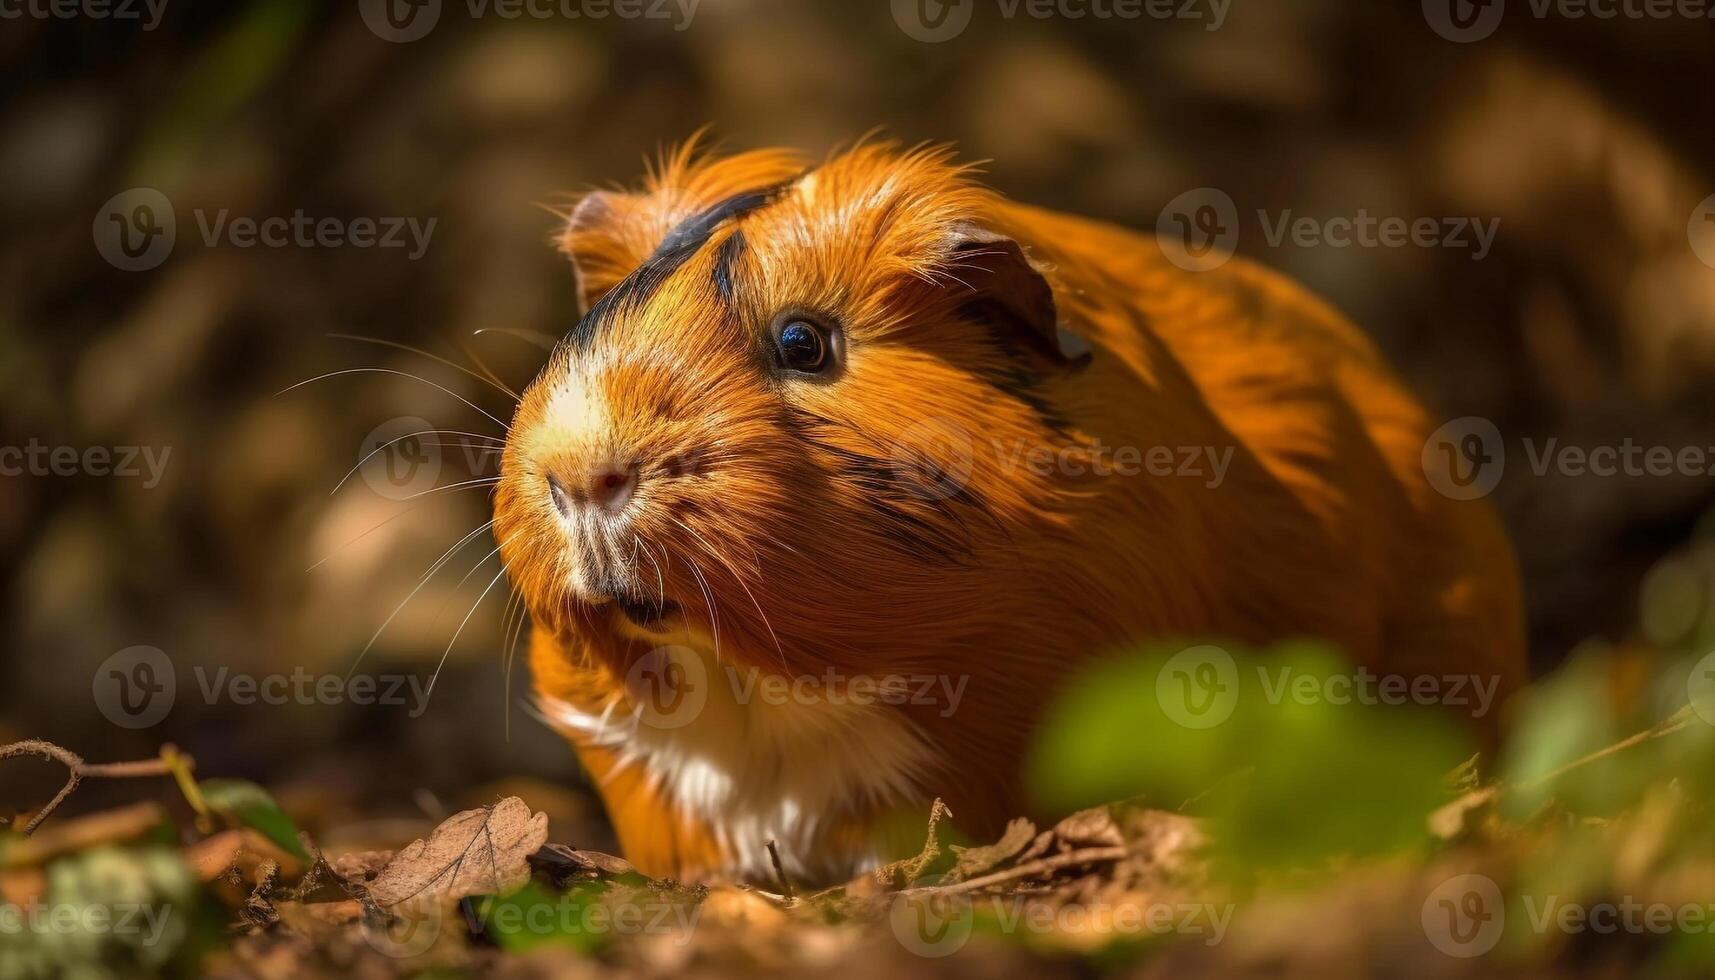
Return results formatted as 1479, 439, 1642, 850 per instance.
772, 318, 831, 374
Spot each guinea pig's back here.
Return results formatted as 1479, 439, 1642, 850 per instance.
1001, 201, 1528, 726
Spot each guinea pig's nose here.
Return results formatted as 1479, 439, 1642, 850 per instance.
548, 461, 638, 517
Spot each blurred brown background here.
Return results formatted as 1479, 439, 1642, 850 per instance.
1, 0, 1713, 836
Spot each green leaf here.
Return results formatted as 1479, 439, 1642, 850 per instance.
472, 881, 611, 955
197, 779, 310, 862
1028, 641, 1474, 870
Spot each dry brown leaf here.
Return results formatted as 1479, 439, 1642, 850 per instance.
186, 829, 303, 884
365, 797, 548, 907
1051, 807, 1124, 849
948, 817, 1037, 881
0, 802, 167, 868
532, 842, 637, 882
1427, 785, 1498, 841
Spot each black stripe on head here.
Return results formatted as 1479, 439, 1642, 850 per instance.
566, 183, 789, 350
712, 229, 745, 304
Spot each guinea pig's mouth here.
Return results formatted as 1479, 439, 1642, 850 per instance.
611, 591, 680, 631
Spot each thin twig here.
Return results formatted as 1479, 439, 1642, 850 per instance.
0, 739, 186, 835
764, 838, 795, 901
901, 846, 1129, 897
1513, 706, 1695, 795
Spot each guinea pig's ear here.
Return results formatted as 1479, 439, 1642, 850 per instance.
947, 223, 1091, 363
559, 190, 645, 314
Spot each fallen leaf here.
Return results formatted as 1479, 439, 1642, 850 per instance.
365, 797, 548, 907
185, 828, 302, 884
1428, 785, 1498, 841
531, 843, 637, 883
1051, 807, 1124, 849
0, 802, 167, 868
200, 779, 311, 862
948, 817, 1036, 881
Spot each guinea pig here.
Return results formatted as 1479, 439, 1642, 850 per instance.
492, 140, 1526, 885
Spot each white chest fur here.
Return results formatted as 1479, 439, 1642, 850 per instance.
538, 645, 936, 883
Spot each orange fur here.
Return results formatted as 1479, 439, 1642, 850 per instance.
494, 139, 1526, 883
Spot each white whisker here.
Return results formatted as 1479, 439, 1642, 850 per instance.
307, 498, 431, 572
349, 519, 493, 676
502, 589, 530, 742
669, 515, 782, 667
397, 477, 502, 501
424, 563, 511, 704
329, 333, 521, 403
330, 429, 505, 497
680, 550, 722, 665
276, 367, 510, 433
635, 535, 666, 603
473, 326, 559, 352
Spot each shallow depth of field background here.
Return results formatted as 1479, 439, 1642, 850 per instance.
1, 0, 1713, 840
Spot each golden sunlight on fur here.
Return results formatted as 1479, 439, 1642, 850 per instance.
491, 139, 1527, 885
